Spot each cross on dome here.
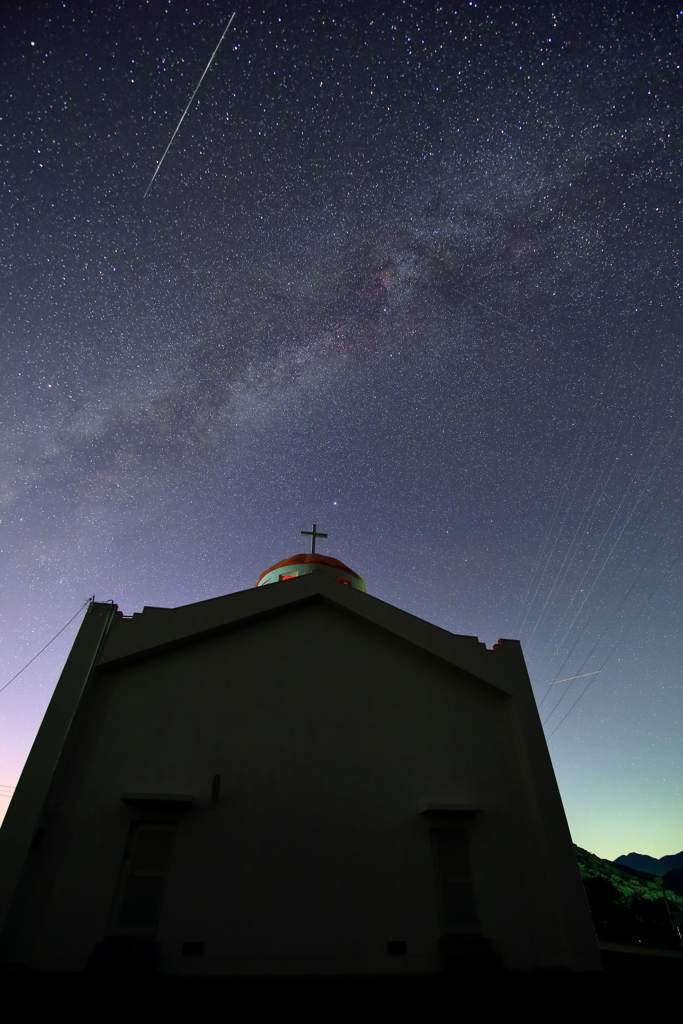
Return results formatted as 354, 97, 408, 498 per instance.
300, 523, 328, 554
256, 525, 365, 591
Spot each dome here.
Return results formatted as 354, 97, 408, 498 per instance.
256, 553, 367, 592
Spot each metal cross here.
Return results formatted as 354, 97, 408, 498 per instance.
301, 523, 328, 554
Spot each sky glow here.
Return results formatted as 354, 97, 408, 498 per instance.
1, 0, 681, 860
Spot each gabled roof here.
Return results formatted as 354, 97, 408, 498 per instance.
97, 573, 523, 699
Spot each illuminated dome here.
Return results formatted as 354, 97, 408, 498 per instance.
256, 553, 367, 592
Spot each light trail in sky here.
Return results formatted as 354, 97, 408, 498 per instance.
143, 12, 236, 198
549, 671, 601, 685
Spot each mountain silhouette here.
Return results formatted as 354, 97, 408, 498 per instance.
614, 851, 683, 875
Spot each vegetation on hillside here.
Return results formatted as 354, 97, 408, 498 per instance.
575, 845, 683, 948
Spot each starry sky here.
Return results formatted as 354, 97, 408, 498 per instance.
1, 0, 682, 860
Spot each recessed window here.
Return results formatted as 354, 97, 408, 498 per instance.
431, 828, 479, 933
182, 941, 205, 957
387, 940, 407, 955
111, 821, 176, 934
279, 572, 298, 580
337, 577, 351, 585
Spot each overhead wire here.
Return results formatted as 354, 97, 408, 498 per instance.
0, 599, 91, 697
544, 529, 683, 737
516, 381, 630, 641
524, 443, 616, 646
539, 428, 683, 687
514, 334, 638, 637
525, 363, 672, 649
519, 331, 669, 645
543, 514, 682, 725
514, 397, 605, 637
535, 463, 680, 711
525, 357, 678, 723
536, 417, 683, 666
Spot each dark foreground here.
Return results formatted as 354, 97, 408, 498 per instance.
2, 947, 681, 1018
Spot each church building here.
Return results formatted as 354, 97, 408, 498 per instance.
0, 530, 601, 975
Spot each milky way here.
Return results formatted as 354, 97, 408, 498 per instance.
1, 0, 681, 858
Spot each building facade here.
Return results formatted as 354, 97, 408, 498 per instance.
0, 555, 601, 974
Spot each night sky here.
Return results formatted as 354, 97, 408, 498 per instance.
1, 0, 682, 860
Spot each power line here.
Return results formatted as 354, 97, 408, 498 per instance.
536, 417, 683, 666
542, 498, 683, 726
0, 600, 91, 697
514, 338, 643, 639
519, 336, 675, 645
518, 399, 610, 638
514, 397, 603, 636
540, 470, 683, 709
545, 540, 683, 741
525, 408, 668, 649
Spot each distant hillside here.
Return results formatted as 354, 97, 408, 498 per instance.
575, 845, 683, 948
664, 868, 683, 898
614, 850, 683, 875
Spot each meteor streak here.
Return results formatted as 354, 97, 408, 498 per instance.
144, 12, 236, 198
549, 671, 600, 685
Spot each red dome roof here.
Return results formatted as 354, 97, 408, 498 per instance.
255, 553, 362, 587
